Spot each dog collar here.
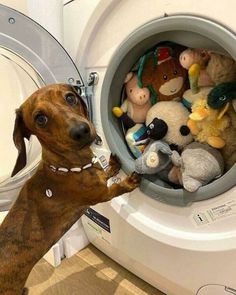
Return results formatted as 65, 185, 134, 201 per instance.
45, 156, 98, 198
48, 156, 98, 174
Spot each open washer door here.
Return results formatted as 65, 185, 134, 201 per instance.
0, 4, 83, 211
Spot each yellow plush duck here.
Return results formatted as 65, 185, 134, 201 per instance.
187, 96, 230, 148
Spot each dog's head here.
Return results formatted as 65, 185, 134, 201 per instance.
12, 84, 97, 176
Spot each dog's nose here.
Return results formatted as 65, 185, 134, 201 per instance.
70, 123, 90, 141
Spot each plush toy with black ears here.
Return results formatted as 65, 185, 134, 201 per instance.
145, 101, 193, 151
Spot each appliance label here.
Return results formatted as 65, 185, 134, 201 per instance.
98, 154, 109, 170
191, 200, 236, 226
84, 208, 111, 243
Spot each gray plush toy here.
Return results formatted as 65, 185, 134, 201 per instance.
171, 142, 224, 192
135, 141, 172, 175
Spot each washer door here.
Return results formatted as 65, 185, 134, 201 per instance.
101, 15, 236, 206
0, 4, 82, 210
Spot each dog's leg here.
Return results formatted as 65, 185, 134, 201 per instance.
105, 154, 121, 179
102, 172, 141, 202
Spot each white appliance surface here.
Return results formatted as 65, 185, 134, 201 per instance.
63, 1, 236, 295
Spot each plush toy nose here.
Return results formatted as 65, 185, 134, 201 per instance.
146, 118, 168, 140
70, 122, 90, 141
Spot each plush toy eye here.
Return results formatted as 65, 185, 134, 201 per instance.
219, 95, 227, 101
173, 70, 178, 75
163, 75, 168, 80
65, 93, 78, 105
180, 125, 190, 136
129, 89, 133, 93
34, 113, 48, 128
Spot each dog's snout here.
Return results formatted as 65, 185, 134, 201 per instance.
70, 123, 90, 141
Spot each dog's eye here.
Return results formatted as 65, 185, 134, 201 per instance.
65, 93, 78, 105
34, 113, 48, 128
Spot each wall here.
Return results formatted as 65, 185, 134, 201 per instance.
0, 0, 28, 14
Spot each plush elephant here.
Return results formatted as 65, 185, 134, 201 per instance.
171, 142, 224, 192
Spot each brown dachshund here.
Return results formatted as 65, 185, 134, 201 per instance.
0, 84, 141, 295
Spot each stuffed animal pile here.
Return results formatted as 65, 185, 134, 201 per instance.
112, 43, 236, 193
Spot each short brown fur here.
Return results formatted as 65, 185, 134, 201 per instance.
0, 84, 140, 295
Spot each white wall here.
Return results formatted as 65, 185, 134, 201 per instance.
0, 0, 28, 14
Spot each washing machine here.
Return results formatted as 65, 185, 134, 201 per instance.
1, 1, 236, 294
62, 1, 236, 295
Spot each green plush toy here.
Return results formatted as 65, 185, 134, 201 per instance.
207, 82, 236, 111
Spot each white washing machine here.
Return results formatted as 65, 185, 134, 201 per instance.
62, 1, 236, 295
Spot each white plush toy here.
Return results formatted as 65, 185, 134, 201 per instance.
145, 101, 193, 151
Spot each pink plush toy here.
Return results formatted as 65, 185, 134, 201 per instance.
180, 48, 236, 88
120, 72, 151, 123
179, 48, 214, 87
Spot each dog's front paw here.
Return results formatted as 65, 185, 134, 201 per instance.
109, 154, 122, 174
126, 172, 142, 190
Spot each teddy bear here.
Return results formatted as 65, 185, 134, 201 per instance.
138, 46, 189, 102
118, 72, 152, 124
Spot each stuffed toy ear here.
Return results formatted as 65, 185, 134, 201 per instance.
124, 72, 134, 83
11, 109, 31, 177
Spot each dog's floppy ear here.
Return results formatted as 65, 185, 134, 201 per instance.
11, 109, 31, 177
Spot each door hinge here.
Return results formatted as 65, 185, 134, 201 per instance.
78, 72, 102, 146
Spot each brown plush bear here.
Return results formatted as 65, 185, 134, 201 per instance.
139, 47, 188, 101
